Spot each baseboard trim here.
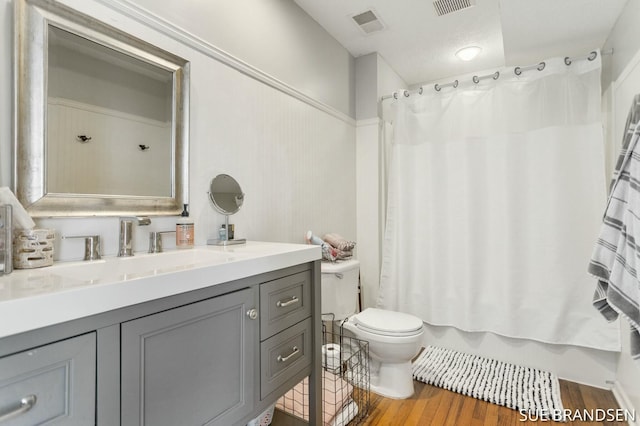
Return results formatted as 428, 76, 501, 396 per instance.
612, 381, 639, 426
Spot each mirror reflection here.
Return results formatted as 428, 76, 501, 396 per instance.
47, 26, 173, 197
209, 174, 245, 215
208, 174, 246, 246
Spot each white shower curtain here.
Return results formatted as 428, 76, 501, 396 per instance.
378, 54, 620, 351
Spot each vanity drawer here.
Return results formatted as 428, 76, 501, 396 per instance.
261, 318, 312, 399
0, 332, 96, 425
260, 270, 311, 339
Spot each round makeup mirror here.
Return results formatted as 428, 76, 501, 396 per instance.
208, 174, 246, 245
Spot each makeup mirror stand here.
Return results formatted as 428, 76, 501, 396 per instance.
216, 214, 246, 246
207, 174, 246, 246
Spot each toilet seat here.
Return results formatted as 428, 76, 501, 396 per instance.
352, 308, 423, 337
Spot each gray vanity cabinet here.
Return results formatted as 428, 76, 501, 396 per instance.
0, 260, 322, 426
120, 287, 258, 426
0, 332, 96, 425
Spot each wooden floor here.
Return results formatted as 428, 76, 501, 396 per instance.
360, 379, 628, 426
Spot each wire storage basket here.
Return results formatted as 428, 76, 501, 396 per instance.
275, 318, 370, 425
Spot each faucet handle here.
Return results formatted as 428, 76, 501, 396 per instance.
63, 235, 101, 261
149, 231, 176, 253
119, 216, 151, 226
136, 216, 151, 226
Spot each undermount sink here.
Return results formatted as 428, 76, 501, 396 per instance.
0, 241, 321, 339
50, 249, 243, 283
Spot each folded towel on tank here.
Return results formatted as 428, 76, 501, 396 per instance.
306, 230, 338, 262
323, 233, 356, 252
334, 249, 352, 260
306, 231, 356, 262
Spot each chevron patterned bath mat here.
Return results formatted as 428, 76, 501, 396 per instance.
412, 346, 564, 419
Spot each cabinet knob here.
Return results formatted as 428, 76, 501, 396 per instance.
246, 308, 258, 320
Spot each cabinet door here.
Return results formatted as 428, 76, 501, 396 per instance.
121, 287, 258, 426
0, 333, 96, 426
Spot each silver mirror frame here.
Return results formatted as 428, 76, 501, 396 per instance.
14, 0, 190, 217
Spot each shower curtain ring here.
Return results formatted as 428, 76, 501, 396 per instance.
472, 76, 480, 84
537, 62, 546, 71
564, 57, 572, 66
588, 51, 598, 61
514, 66, 522, 76
493, 71, 500, 80
434, 83, 441, 92
403, 90, 410, 97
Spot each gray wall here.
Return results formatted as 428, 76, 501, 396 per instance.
602, 0, 640, 88
118, 0, 355, 118
355, 53, 379, 121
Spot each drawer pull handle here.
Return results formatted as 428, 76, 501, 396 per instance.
0, 394, 37, 423
276, 296, 299, 308
277, 346, 299, 363
246, 308, 258, 320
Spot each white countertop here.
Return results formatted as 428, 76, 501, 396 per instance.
0, 241, 321, 339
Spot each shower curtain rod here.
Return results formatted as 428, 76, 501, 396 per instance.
381, 49, 613, 101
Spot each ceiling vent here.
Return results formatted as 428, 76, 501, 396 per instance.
351, 9, 385, 35
433, 0, 476, 16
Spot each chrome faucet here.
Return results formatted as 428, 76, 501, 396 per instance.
63, 235, 101, 260
148, 230, 176, 253
118, 216, 151, 257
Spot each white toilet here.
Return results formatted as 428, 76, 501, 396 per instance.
321, 260, 424, 399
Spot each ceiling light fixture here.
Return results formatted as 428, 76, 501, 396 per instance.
456, 46, 482, 61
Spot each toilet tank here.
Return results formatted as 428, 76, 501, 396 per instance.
320, 259, 360, 320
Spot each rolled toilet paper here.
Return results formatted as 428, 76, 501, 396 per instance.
322, 343, 342, 373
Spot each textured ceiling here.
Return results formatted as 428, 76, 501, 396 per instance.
294, 0, 628, 86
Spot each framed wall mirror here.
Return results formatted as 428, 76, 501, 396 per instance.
14, 0, 190, 217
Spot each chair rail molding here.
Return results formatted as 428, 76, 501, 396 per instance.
94, 0, 356, 126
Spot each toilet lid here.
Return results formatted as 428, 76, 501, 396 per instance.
353, 308, 423, 336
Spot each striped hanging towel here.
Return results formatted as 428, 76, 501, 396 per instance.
589, 94, 640, 360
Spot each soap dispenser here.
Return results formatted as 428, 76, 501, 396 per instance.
176, 204, 194, 249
